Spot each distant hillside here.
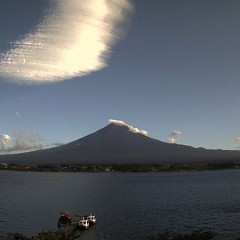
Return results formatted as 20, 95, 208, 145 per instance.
0, 123, 240, 165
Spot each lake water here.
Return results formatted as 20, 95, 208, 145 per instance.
1, 170, 240, 239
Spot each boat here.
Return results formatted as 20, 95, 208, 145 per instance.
57, 212, 96, 231
57, 211, 73, 231
87, 213, 97, 225
78, 217, 89, 230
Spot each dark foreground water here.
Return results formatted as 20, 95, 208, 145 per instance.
1, 170, 240, 240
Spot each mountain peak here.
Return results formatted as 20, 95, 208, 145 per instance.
70, 122, 149, 147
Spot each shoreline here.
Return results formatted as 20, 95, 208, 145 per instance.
1, 162, 240, 173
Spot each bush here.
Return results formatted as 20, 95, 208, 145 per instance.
8, 230, 81, 240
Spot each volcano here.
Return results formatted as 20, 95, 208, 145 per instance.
1, 123, 240, 165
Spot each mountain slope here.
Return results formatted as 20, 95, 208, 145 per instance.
1, 123, 240, 165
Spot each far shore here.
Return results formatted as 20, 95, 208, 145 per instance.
1, 161, 240, 173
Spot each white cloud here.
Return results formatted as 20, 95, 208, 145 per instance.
108, 119, 126, 126
0, 0, 133, 84
0, 134, 11, 149
169, 130, 182, 137
235, 137, 240, 149
168, 137, 177, 144
0, 134, 11, 152
168, 130, 182, 143
109, 119, 148, 136
0, 131, 44, 153
2, 134, 11, 143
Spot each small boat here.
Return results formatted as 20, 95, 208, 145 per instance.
78, 217, 89, 230
87, 213, 97, 225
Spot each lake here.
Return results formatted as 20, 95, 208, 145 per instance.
1, 170, 240, 240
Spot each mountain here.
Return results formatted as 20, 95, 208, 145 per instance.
1, 123, 240, 165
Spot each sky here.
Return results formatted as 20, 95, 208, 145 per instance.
0, 0, 240, 153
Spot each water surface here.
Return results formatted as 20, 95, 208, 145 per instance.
1, 170, 240, 239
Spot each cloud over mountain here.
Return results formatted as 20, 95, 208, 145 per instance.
109, 119, 148, 136
168, 130, 182, 143
0, 131, 44, 153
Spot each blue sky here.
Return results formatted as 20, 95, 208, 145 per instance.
0, 0, 240, 152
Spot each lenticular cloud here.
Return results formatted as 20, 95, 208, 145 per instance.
0, 0, 133, 83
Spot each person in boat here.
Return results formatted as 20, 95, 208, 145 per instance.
57, 211, 71, 229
